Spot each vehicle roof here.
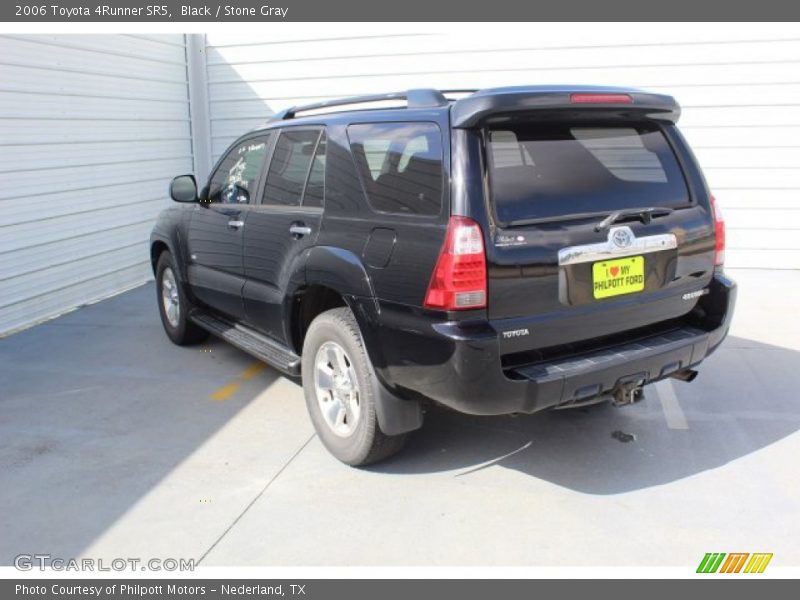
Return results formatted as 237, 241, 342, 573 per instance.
248, 85, 680, 134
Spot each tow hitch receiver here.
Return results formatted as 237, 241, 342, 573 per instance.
612, 377, 647, 406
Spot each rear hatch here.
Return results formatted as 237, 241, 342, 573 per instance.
460, 93, 716, 358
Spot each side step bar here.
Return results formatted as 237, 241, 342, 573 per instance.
189, 310, 301, 376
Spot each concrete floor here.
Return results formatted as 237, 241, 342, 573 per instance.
1, 268, 799, 567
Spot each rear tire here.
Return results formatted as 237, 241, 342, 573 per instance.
155, 251, 208, 346
301, 307, 406, 466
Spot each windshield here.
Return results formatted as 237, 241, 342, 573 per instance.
485, 122, 690, 224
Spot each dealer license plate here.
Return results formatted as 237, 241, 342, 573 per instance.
592, 256, 645, 299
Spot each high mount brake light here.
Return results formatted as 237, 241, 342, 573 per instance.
424, 216, 487, 310
570, 93, 633, 104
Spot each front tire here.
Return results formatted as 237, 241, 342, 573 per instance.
301, 307, 406, 466
155, 251, 208, 346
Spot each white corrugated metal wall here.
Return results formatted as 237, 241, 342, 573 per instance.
0, 34, 193, 335
204, 23, 800, 271
1, 26, 798, 335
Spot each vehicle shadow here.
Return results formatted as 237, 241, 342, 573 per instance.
0, 284, 292, 564
371, 335, 800, 494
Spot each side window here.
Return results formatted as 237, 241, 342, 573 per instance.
303, 131, 326, 208
263, 129, 321, 206
362, 138, 392, 178
207, 136, 270, 204
347, 122, 443, 216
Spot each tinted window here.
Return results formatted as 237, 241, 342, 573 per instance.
303, 131, 326, 208
263, 129, 321, 206
348, 122, 443, 216
207, 136, 270, 204
324, 135, 365, 213
486, 123, 689, 224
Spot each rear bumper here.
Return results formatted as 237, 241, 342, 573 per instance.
367, 272, 736, 416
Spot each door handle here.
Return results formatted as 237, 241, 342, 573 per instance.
228, 220, 245, 230
289, 223, 312, 237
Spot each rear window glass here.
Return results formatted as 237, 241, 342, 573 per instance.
348, 122, 443, 216
486, 123, 689, 224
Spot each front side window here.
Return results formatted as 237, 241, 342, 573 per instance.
263, 129, 323, 206
348, 122, 443, 216
207, 136, 270, 204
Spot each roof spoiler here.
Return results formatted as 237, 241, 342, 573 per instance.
450, 86, 680, 128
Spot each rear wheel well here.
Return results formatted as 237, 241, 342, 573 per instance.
292, 285, 347, 354
151, 241, 169, 275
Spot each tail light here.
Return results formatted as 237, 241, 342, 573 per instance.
710, 194, 725, 266
424, 216, 487, 310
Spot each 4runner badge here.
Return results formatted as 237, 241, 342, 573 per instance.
502, 328, 530, 339
682, 288, 709, 300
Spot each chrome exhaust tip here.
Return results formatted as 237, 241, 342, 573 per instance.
671, 369, 699, 383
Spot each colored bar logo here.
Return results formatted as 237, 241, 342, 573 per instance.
697, 553, 773, 573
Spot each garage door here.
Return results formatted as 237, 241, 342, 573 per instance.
0, 34, 193, 335
203, 23, 800, 271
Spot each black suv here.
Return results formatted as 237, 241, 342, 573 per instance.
151, 86, 736, 465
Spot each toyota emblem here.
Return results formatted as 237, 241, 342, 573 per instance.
611, 228, 634, 248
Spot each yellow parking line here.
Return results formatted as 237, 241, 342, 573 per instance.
210, 381, 241, 402
240, 362, 266, 380
209, 362, 266, 401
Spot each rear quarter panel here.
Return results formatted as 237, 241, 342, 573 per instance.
315, 116, 451, 308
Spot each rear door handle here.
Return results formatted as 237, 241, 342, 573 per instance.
289, 224, 312, 237
228, 220, 245, 230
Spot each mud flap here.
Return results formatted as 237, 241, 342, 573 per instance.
372, 377, 423, 435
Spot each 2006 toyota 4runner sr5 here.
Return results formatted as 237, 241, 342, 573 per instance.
151, 86, 736, 465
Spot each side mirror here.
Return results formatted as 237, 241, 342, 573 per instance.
169, 175, 198, 203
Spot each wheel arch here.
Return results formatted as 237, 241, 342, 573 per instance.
150, 239, 170, 275
289, 246, 422, 435
289, 246, 377, 353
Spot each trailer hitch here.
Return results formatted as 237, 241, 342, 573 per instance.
611, 377, 646, 407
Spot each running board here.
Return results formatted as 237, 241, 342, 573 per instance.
189, 310, 301, 376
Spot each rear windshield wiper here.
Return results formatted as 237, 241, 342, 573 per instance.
594, 207, 674, 232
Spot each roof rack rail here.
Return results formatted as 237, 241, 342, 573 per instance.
440, 89, 479, 96
270, 88, 461, 121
